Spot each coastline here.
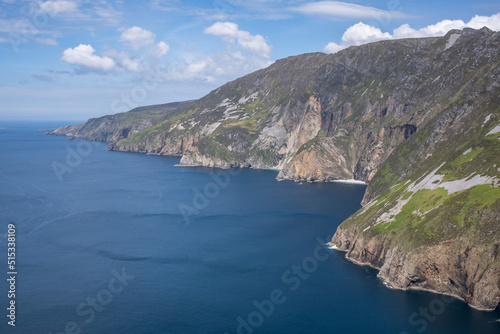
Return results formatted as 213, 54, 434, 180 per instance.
47, 130, 498, 312
328, 243, 499, 312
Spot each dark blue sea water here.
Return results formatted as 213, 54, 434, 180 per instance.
0, 122, 499, 334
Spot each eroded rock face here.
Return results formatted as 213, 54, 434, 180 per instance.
277, 137, 352, 181
332, 228, 500, 310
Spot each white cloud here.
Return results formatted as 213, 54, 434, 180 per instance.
61, 26, 171, 74
204, 21, 238, 37
166, 57, 216, 82
100, 49, 146, 72
163, 48, 272, 83
323, 22, 392, 53
186, 58, 213, 77
324, 42, 343, 54
119, 26, 156, 50
204, 21, 271, 57
197, 22, 273, 82
121, 58, 140, 72
341, 22, 391, 45
393, 13, 500, 39
150, 41, 170, 58
393, 20, 466, 39
468, 13, 500, 30
324, 13, 500, 54
58, 21, 271, 82
61, 44, 116, 71
290, 1, 410, 20
40, 1, 78, 16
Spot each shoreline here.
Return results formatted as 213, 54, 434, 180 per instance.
47, 131, 369, 186
329, 244, 499, 312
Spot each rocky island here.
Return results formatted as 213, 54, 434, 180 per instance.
51, 27, 500, 310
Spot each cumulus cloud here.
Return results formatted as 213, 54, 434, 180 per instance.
323, 22, 392, 53
324, 13, 500, 54
467, 13, 500, 30
204, 21, 271, 57
150, 41, 170, 58
39, 0, 78, 16
119, 26, 156, 50
393, 13, 500, 38
323, 42, 343, 54
341, 22, 391, 45
61, 25, 172, 74
60, 23, 270, 82
61, 44, 116, 71
197, 22, 273, 82
290, 1, 411, 20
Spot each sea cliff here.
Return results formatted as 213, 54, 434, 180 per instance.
51, 27, 500, 310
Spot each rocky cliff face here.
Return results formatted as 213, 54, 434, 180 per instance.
333, 228, 500, 311
52, 27, 500, 309
330, 27, 500, 310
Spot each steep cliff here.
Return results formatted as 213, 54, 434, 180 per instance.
331, 109, 500, 310
330, 28, 500, 310
52, 27, 500, 309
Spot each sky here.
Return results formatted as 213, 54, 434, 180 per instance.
1, 0, 500, 121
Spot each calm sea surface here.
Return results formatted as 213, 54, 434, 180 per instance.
0, 122, 499, 334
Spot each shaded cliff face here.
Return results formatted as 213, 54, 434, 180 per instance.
331, 28, 500, 310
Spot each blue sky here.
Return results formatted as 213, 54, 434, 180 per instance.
1, 0, 499, 121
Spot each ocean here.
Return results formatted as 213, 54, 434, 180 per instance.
0, 122, 499, 334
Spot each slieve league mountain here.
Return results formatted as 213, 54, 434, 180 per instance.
51, 27, 500, 310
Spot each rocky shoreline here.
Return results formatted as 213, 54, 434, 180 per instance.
331, 226, 500, 311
